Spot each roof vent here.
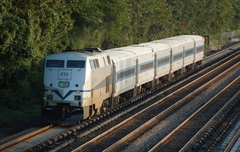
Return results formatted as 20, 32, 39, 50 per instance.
83, 48, 102, 52
63, 47, 103, 53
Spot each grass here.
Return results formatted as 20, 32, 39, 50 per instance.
0, 105, 41, 128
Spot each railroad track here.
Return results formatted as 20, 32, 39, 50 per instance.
203, 42, 240, 61
0, 125, 51, 151
151, 77, 240, 152
180, 86, 240, 152
224, 129, 240, 152
0, 124, 71, 151
1, 43, 239, 152
69, 52, 240, 151
205, 105, 240, 152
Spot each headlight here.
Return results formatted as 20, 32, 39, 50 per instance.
59, 81, 69, 88
47, 95, 53, 100
74, 95, 81, 101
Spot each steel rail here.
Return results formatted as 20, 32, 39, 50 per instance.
224, 129, 240, 152
203, 42, 240, 61
0, 125, 52, 151
180, 77, 240, 151
149, 76, 240, 152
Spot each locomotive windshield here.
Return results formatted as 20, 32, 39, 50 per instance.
67, 60, 85, 68
46, 60, 85, 68
46, 60, 64, 67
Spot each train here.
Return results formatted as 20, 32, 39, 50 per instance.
42, 35, 204, 123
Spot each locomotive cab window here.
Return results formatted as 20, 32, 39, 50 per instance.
89, 59, 100, 69
67, 60, 85, 68
107, 55, 111, 65
46, 60, 64, 68
90, 60, 95, 69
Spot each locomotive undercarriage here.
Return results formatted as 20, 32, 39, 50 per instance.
42, 104, 83, 123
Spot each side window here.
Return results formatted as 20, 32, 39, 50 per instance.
140, 62, 153, 71
90, 60, 95, 69
93, 59, 100, 68
107, 55, 111, 65
173, 53, 183, 61
158, 58, 169, 65
197, 47, 204, 53
185, 50, 194, 56
90, 59, 100, 69
117, 68, 135, 80
103, 57, 106, 66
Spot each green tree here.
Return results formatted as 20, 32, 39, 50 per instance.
68, 0, 175, 49
100, 0, 132, 49
231, 0, 240, 30
128, 0, 176, 43
68, 0, 105, 49
168, 0, 235, 35
0, 0, 73, 109
201, 0, 235, 34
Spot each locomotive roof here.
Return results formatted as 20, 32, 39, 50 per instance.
175, 35, 204, 42
66, 50, 104, 57
176, 35, 203, 40
104, 47, 137, 61
135, 42, 171, 52
153, 38, 185, 48
168, 37, 194, 44
117, 46, 153, 55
